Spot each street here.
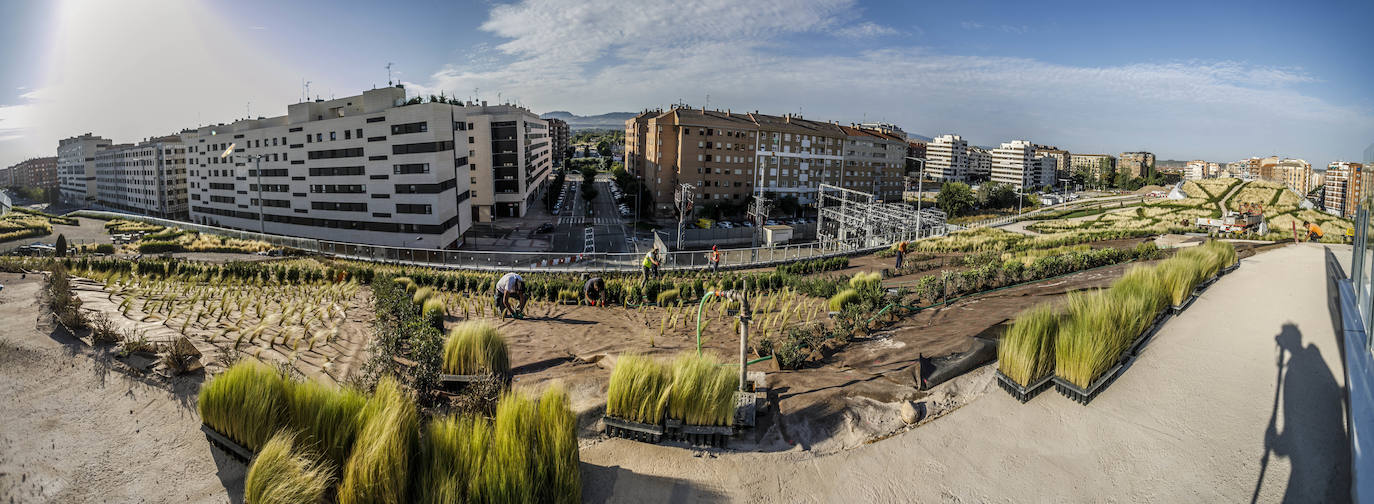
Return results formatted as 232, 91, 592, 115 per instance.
549, 173, 632, 254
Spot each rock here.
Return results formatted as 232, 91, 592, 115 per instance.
900, 401, 926, 425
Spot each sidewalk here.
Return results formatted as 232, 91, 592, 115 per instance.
580, 242, 1351, 502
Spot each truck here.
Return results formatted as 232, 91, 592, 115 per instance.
1195, 212, 1264, 234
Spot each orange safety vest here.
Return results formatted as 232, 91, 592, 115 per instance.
1308, 223, 1324, 237
710, 250, 720, 262
897, 241, 909, 253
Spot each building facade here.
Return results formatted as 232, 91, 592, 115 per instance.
1033, 145, 1069, 186
1268, 158, 1313, 194
840, 125, 906, 201
991, 140, 1037, 189
58, 133, 112, 204
1070, 154, 1115, 184
93, 135, 189, 219
1118, 151, 1155, 179
968, 146, 992, 181
1324, 161, 1364, 219
186, 86, 477, 249
905, 141, 926, 177
1185, 160, 1207, 180
547, 117, 569, 169
5, 156, 59, 189
926, 134, 970, 182
460, 102, 551, 221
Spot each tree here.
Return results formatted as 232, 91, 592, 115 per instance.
777, 195, 800, 217
975, 182, 1015, 209
596, 140, 611, 157
936, 182, 975, 217
1113, 171, 1132, 190
55, 233, 67, 257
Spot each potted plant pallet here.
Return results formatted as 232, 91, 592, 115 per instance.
200, 423, 254, 462
996, 370, 1055, 403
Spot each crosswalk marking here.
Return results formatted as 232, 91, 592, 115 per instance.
557, 217, 622, 226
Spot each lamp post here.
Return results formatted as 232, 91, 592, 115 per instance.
904, 156, 925, 211
219, 143, 265, 234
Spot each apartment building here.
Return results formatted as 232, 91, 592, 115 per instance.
905, 141, 926, 177
1325, 161, 1365, 218
1185, 160, 1207, 180
991, 140, 1038, 189
1069, 154, 1114, 182
0, 167, 7, 186
1207, 162, 1221, 178
460, 102, 551, 221
547, 117, 569, 169
926, 134, 970, 181
1034, 145, 1069, 186
968, 146, 992, 180
58, 133, 112, 204
1118, 151, 1155, 179
840, 125, 907, 201
93, 135, 189, 219
1268, 158, 1313, 194
186, 86, 478, 249
5, 156, 59, 189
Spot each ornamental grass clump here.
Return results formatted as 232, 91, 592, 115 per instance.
284, 379, 367, 473
997, 303, 1060, 387
244, 431, 333, 504
666, 353, 737, 426
534, 384, 581, 504
413, 287, 435, 305
828, 288, 860, 312
1055, 290, 1125, 389
198, 360, 287, 452
605, 353, 671, 424
421, 297, 446, 331
442, 321, 510, 376
338, 377, 418, 504
1158, 255, 1204, 306
414, 414, 489, 504
481, 392, 536, 503
1109, 265, 1169, 336
656, 288, 680, 305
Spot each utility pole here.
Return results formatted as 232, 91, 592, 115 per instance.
747, 194, 771, 248
674, 183, 694, 250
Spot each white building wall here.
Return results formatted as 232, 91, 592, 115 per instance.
991, 140, 1035, 189
927, 134, 969, 181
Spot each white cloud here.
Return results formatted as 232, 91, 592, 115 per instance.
833, 22, 900, 39
412, 0, 1374, 162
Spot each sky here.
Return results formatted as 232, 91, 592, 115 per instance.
1, 0, 1372, 169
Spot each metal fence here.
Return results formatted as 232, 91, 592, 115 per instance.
70, 210, 933, 273
0, 191, 10, 217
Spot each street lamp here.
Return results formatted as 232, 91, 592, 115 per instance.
218, 143, 266, 234
904, 156, 925, 211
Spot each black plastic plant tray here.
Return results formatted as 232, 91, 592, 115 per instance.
1053, 358, 1129, 405
1171, 294, 1198, 314
1129, 310, 1172, 356
1221, 263, 1239, 275
664, 421, 734, 447
201, 424, 254, 462
995, 370, 1054, 403
603, 416, 664, 443
438, 373, 510, 391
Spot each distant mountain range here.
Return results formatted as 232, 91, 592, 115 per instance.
540, 111, 636, 130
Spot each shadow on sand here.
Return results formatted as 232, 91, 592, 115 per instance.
581, 462, 728, 503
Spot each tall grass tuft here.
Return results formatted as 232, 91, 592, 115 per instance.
1158, 255, 1204, 306
414, 414, 488, 504
828, 288, 860, 312
534, 383, 581, 504
413, 286, 435, 305
605, 353, 671, 424
442, 321, 510, 376
284, 379, 367, 473
481, 392, 536, 503
997, 303, 1060, 386
1109, 265, 1168, 337
338, 377, 417, 504
198, 360, 287, 452
1055, 290, 1124, 389
666, 353, 737, 426
421, 297, 446, 331
244, 431, 332, 504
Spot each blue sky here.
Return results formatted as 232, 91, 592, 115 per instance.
1, 0, 1371, 169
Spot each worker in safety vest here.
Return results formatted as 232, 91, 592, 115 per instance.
708, 245, 722, 272
641, 248, 661, 291
895, 240, 910, 269
1347, 227, 1356, 244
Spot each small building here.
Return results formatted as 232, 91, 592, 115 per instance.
763, 224, 792, 246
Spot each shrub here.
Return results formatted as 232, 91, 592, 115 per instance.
421, 297, 446, 331
605, 354, 671, 424
339, 377, 418, 504
997, 303, 1060, 386
285, 379, 368, 474
244, 432, 332, 504
88, 311, 122, 345
442, 322, 510, 376
94, 243, 115, 254
828, 288, 860, 312
412, 287, 435, 305
197, 360, 288, 451
666, 353, 737, 426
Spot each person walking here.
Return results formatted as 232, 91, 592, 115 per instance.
708, 245, 722, 272
494, 272, 527, 319
894, 240, 910, 270
583, 276, 606, 307
641, 248, 661, 291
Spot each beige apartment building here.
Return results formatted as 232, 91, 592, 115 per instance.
1070, 154, 1115, 182
94, 135, 189, 219
5, 156, 58, 189
58, 133, 112, 204
1186, 160, 1207, 180
624, 106, 907, 217
187, 86, 482, 249
1267, 158, 1313, 194
1118, 151, 1155, 179
992, 140, 1039, 189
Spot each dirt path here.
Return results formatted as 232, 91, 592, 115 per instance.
1218, 179, 1247, 214
0, 272, 243, 503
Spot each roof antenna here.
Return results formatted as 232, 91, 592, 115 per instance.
386, 62, 394, 85
302, 80, 312, 103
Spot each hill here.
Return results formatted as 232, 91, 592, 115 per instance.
540, 111, 636, 130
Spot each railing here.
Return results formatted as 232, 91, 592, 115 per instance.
0, 191, 11, 217
69, 210, 940, 273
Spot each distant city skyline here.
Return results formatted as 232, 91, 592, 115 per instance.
1, 0, 1371, 169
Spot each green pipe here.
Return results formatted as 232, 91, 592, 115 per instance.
696, 291, 718, 355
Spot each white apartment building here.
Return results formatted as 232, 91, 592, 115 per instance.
458, 103, 552, 221
94, 135, 189, 219
968, 146, 992, 180
991, 140, 1037, 189
1033, 145, 1069, 186
187, 86, 481, 249
1185, 160, 1207, 180
58, 133, 112, 204
1034, 156, 1057, 188
926, 134, 969, 181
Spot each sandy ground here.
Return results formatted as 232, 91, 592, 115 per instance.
578, 242, 1351, 502
0, 272, 244, 503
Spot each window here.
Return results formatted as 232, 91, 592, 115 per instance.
309, 184, 366, 194
316, 133, 323, 142
392, 141, 454, 155
306, 135, 312, 144
344, 130, 351, 140
308, 166, 365, 176
329, 131, 336, 141
307, 148, 364, 160
311, 201, 367, 212
393, 163, 430, 174
396, 203, 432, 214
390, 122, 428, 135
356, 128, 362, 138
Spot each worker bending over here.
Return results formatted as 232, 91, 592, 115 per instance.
584, 276, 606, 307
641, 248, 661, 291
495, 272, 528, 319
708, 245, 722, 272
1304, 221, 1324, 243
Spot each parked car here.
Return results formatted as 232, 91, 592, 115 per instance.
536, 223, 555, 233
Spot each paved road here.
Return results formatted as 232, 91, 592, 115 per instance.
550, 174, 631, 254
